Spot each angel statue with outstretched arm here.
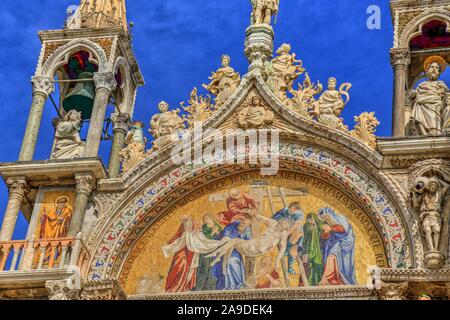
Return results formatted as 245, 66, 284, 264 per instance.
251, 0, 280, 25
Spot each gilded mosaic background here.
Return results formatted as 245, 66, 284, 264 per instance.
121, 178, 387, 295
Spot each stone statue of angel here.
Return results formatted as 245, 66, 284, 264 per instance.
51, 110, 85, 159
267, 43, 305, 101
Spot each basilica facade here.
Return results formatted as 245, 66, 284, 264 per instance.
0, 0, 449, 300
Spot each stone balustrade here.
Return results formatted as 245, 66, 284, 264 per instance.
0, 233, 89, 273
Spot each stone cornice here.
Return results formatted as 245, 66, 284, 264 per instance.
378, 135, 450, 156
374, 268, 450, 282
0, 158, 107, 187
129, 285, 376, 300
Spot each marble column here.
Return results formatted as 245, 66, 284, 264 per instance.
390, 48, 410, 137
84, 72, 117, 158
0, 178, 30, 241
19, 76, 55, 161
108, 113, 130, 178
67, 174, 96, 237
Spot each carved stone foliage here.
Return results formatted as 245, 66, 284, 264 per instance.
7, 178, 30, 200
94, 72, 117, 92
31, 76, 54, 96
350, 112, 380, 150
288, 73, 322, 118
389, 48, 410, 70
181, 87, 215, 128
236, 95, 274, 129
46, 280, 80, 300
80, 280, 126, 300
111, 112, 130, 133
376, 282, 409, 300
75, 174, 96, 196
120, 121, 147, 175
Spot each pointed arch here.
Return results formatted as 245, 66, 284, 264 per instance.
399, 9, 450, 48
39, 39, 110, 78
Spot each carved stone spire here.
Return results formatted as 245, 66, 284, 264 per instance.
69, 0, 128, 31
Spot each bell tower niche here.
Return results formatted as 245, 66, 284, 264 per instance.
390, 0, 450, 137
0, 0, 143, 258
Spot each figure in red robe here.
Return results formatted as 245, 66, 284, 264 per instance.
165, 217, 197, 293
218, 189, 257, 225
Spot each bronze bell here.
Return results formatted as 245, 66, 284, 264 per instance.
62, 72, 95, 120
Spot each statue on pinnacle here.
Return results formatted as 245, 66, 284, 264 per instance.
251, 0, 280, 25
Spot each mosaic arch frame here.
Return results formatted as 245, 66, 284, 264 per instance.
399, 9, 450, 48
87, 142, 418, 281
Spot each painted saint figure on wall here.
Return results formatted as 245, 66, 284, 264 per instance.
39, 195, 72, 240
318, 208, 357, 285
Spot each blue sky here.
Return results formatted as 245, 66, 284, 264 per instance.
0, 0, 397, 239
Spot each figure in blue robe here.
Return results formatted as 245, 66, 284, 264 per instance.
318, 207, 357, 285
212, 220, 251, 290
272, 202, 304, 274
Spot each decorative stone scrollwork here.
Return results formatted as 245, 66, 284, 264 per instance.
289, 73, 322, 118
244, 24, 274, 73
93, 72, 117, 92
80, 279, 126, 300
203, 55, 241, 108
7, 178, 30, 200
46, 280, 80, 300
120, 121, 147, 174
149, 101, 185, 151
375, 281, 409, 300
181, 87, 214, 128
31, 75, 54, 96
236, 95, 274, 129
389, 48, 411, 71
111, 112, 130, 133
350, 112, 380, 150
75, 174, 96, 196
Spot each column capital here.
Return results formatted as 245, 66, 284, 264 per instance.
111, 113, 130, 133
390, 48, 411, 70
93, 72, 117, 93
6, 177, 30, 199
75, 174, 96, 196
31, 76, 54, 97
375, 281, 409, 300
